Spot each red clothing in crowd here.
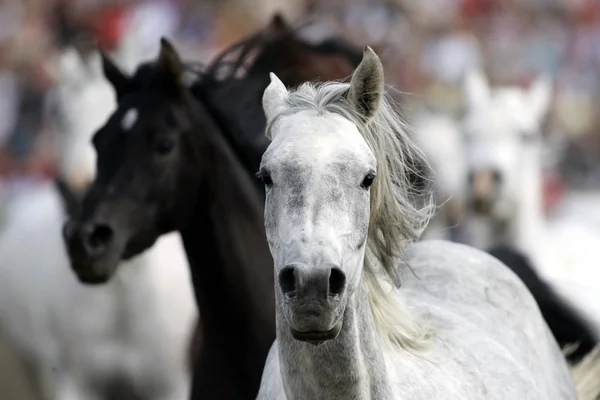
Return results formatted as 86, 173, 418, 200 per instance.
93, 3, 130, 51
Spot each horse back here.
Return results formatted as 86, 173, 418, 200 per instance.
398, 240, 576, 399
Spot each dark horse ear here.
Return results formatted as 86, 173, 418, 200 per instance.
269, 13, 290, 33
157, 38, 184, 93
347, 46, 384, 121
100, 51, 132, 101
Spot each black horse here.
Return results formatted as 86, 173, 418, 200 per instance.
62, 15, 362, 400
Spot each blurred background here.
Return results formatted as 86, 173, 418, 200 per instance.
0, 0, 597, 207
0, 0, 599, 206
0, 0, 599, 398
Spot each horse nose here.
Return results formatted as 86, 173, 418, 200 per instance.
278, 263, 346, 300
83, 223, 114, 256
63, 220, 114, 257
469, 168, 502, 214
469, 169, 501, 197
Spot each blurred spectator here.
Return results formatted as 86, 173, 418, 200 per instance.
0, 0, 598, 191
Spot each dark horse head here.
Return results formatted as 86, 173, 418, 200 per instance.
62, 13, 364, 399
62, 38, 273, 399
62, 40, 203, 282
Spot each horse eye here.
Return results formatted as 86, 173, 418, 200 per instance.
256, 171, 273, 187
361, 173, 376, 189
155, 137, 175, 155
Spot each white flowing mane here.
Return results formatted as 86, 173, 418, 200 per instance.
266, 80, 435, 353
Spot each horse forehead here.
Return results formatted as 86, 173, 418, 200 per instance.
465, 97, 537, 138
496, 90, 536, 116
268, 111, 374, 168
107, 96, 155, 132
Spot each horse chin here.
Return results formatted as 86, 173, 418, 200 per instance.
70, 259, 119, 286
289, 320, 343, 346
77, 272, 113, 285
122, 233, 159, 260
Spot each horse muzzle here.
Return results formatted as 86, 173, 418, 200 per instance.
63, 219, 122, 285
278, 262, 347, 345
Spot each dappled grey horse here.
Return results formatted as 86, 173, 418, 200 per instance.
255, 47, 600, 399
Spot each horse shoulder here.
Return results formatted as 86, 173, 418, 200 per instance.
0, 185, 73, 383
395, 240, 576, 399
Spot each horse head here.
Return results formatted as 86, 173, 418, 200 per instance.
62, 39, 202, 284
48, 47, 117, 215
462, 69, 553, 220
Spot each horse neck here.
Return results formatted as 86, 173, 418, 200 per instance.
505, 144, 546, 252
178, 101, 275, 393
276, 277, 393, 399
194, 76, 270, 177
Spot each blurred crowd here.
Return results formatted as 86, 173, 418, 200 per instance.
0, 0, 599, 188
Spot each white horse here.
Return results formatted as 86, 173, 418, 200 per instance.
255, 47, 600, 399
0, 48, 196, 400
462, 69, 600, 337
47, 48, 115, 196
410, 108, 466, 242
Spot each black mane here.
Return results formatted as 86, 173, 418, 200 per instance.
188, 20, 363, 189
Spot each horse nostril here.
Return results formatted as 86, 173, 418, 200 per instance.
278, 265, 297, 298
472, 197, 491, 214
328, 267, 346, 298
84, 224, 114, 255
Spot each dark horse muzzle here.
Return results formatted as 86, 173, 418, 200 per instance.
63, 218, 121, 284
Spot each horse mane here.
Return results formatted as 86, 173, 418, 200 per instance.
266, 81, 436, 353
196, 16, 361, 89
121, 16, 311, 93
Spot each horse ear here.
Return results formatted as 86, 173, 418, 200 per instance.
262, 72, 289, 139
57, 48, 84, 80
157, 37, 184, 91
101, 51, 132, 101
85, 51, 104, 80
269, 13, 290, 33
347, 46, 384, 120
529, 74, 552, 121
464, 69, 490, 108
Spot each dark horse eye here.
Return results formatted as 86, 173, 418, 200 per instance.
256, 171, 273, 187
361, 173, 376, 189
155, 138, 175, 155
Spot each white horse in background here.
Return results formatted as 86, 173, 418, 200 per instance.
48, 49, 115, 197
461, 69, 600, 338
410, 108, 466, 243
0, 48, 196, 400
256, 47, 600, 399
